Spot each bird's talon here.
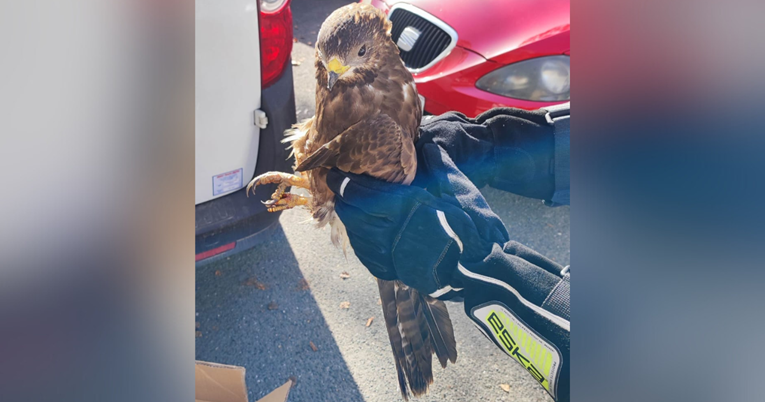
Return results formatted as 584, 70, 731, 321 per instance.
259, 193, 311, 212
245, 178, 262, 197
246, 172, 310, 199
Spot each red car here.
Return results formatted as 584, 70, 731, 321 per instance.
365, 0, 570, 117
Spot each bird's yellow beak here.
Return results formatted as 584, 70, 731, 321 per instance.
326, 57, 349, 90
327, 58, 350, 75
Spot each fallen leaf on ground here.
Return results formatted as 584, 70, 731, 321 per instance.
500, 384, 511, 393
297, 278, 310, 290
309, 341, 318, 352
214, 270, 222, 277
339, 301, 351, 309
366, 317, 374, 327
195, 331, 202, 338
293, 38, 298, 43
377, 298, 382, 305
243, 277, 267, 290
339, 271, 350, 279
268, 302, 278, 310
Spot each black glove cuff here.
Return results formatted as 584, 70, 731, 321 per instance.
541, 272, 570, 321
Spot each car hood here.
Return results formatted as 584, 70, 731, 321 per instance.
389, 0, 569, 61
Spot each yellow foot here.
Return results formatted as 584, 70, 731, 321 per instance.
246, 172, 309, 198
247, 172, 312, 212
262, 193, 310, 212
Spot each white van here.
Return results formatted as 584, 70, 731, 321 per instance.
195, 0, 296, 263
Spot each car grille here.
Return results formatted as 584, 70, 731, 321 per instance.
389, 8, 453, 71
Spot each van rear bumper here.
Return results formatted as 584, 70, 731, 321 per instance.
195, 65, 296, 265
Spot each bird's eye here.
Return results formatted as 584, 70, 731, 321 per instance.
358, 45, 366, 57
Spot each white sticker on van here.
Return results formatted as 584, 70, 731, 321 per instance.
213, 168, 243, 196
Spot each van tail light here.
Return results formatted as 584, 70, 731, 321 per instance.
259, 0, 293, 88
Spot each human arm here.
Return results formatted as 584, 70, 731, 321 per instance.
326, 161, 570, 401
416, 104, 569, 206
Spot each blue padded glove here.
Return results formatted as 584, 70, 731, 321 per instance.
326, 155, 570, 400
325, 109, 571, 400
324, 161, 482, 296
417, 105, 569, 206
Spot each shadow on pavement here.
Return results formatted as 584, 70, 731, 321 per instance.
195, 223, 366, 402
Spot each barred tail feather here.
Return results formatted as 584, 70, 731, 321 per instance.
420, 295, 458, 368
378, 279, 412, 400
395, 282, 433, 395
379, 279, 458, 399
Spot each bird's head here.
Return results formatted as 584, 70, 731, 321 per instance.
315, 4, 396, 91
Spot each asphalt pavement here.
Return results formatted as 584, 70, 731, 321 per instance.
195, 2, 569, 401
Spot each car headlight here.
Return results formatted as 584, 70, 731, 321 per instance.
476, 55, 570, 101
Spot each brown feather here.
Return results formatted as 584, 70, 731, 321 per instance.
420, 296, 458, 368
378, 279, 411, 400
295, 113, 416, 184
395, 281, 433, 395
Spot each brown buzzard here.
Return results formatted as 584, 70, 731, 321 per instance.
248, 4, 456, 399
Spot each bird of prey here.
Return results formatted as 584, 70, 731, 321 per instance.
247, 4, 457, 399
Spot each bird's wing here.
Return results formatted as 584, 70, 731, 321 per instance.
379, 279, 458, 400
295, 113, 416, 184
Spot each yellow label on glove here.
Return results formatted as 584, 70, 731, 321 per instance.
473, 304, 561, 399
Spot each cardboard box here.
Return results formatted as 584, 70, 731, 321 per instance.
195, 361, 292, 402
